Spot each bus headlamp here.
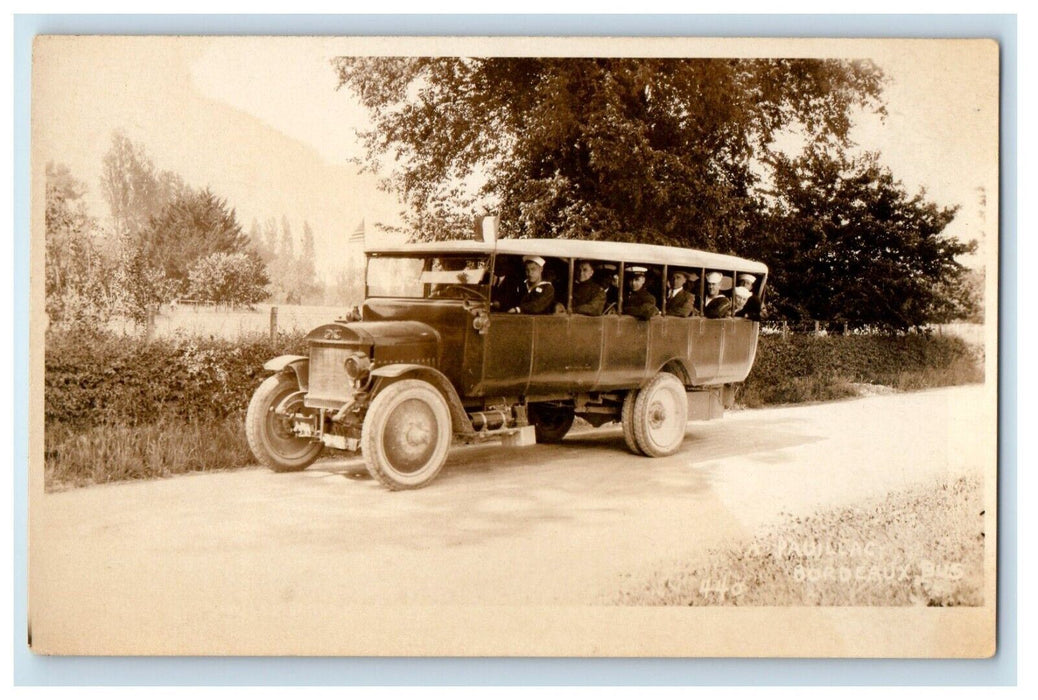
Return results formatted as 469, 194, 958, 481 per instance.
344, 353, 371, 381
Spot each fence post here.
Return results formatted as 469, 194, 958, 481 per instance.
781, 320, 788, 338
842, 321, 848, 335
270, 306, 278, 343
814, 320, 820, 335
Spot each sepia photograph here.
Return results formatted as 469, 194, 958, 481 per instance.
27, 35, 999, 657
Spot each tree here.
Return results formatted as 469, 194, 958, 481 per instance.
762, 149, 975, 331
186, 251, 270, 306
45, 162, 114, 328
142, 187, 251, 289
100, 132, 183, 238
280, 215, 295, 260
301, 220, 317, 280
334, 57, 885, 247
263, 217, 279, 259
112, 236, 177, 326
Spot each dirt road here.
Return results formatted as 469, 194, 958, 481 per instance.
29, 384, 993, 655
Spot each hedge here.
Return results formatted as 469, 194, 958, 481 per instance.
45, 328, 982, 430
45, 330, 308, 430
739, 332, 983, 407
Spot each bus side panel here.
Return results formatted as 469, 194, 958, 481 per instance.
717, 319, 760, 383
479, 314, 534, 395
649, 317, 696, 383
528, 315, 602, 393
689, 318, 723, 384
596, 316, 649, 390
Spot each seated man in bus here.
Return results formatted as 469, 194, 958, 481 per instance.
733, 286, 751, 315
665, 269, 698, 317
507, 256, 556, 314
595, 263, 620, 310
704, 271, 732, 319
623, 266, 660, 320
490, 257, 522, 311
734, 272, 762, 320
571, 260, 606, 316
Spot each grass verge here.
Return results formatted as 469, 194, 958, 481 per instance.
44, 415, 255, 491
612, 474, 985, 606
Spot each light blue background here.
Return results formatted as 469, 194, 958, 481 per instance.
13, 13, 1017, 686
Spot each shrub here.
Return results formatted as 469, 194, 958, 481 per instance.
739, 333, 982, 407
45, 328, 308, 430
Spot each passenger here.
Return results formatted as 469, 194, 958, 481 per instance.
734, 273, 762, 320
596, 263, 620, 310
571, 260, 606, 316
490, 260, 522, 311
623, 266, 660, 320
665, 269, 698, 317
704, 271, 731, 319
507, 256, 556, 314
733, 286, 751, 315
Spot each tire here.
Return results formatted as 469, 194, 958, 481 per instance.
528, 403, 576, 443
620, 390, 643, 455
361, 379, 453, 491
245, 373, 323, 472
632, 373, 688, 457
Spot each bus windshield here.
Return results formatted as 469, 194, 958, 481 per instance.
366, 254, 490, 299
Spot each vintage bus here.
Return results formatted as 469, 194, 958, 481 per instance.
246, 237, 768, 490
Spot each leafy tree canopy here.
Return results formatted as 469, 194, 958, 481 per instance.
142, 187, 250, 288
335, 57, 886, 247
762, 148, 976, 330
45, 162, 114, 327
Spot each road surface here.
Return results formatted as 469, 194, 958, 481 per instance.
29, 384, 993, 655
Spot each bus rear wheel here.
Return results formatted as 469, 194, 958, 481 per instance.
632, 373, 688, 457
621, 390, 643, 455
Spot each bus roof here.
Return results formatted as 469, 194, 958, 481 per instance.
366, 237, 768, 275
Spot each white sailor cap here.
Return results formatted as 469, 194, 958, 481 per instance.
738, 273, 757, 285
522, 255, 546, 267
706, 271, 723, 284
734, 286, 752, 299
627, 265, 648, 276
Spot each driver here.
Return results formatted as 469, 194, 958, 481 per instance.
508, 256, 555, 314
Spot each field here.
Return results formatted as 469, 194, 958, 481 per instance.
108, 303, 354, 339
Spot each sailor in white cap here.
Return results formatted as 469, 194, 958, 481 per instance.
665, 269, 698, 317
734, 273, 762, 320
732, 285, 751, 314
508, 255, 555, 314
704, 271, 731, 319
623, 265, 660, 320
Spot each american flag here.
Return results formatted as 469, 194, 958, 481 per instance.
348, 219, 365, 244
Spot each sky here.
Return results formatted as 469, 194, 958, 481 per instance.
31, 36, 999, 281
